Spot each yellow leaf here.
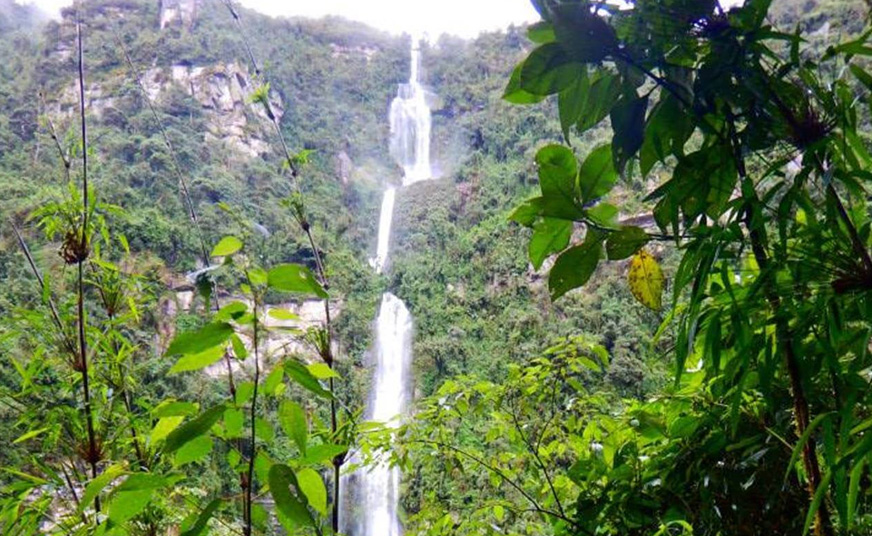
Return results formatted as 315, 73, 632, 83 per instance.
628, 250, 665, 311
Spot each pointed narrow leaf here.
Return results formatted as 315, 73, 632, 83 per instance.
279, 400, 308, 455
180, 499, 222, 536
165, 404, 226, 453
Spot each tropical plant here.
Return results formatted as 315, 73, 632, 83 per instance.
407, 0, 872, 535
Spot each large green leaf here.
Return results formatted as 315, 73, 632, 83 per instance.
610, 94, 649, 175
166, 322, 233, 357
551, 3, 617, 63
164, 404, 226, 453
174, 436, 213, 466
169, 345, 225, 375
108, 474, 171, 524
558, 74, 588, 141
211, 236, 243, 257
640, 95, 694, 176
279, 400, 308, 455
576, 72, 621, 134
579, 144, 617, 203
518, 42, 583, 96
108, 488, 154, 524
296, 468, 327, 516
536, 144, 583, 220
548, 234, 603, 300
151, 416, 184, 444
285, 361, 333, 399
672, 147, 738, 219
78, 465, 126, 514
302, 443, 348, 466
509, 197, 546, 228
267, 264, 328, 298
558, 69, 620, 141
503, 64, 548, 104
268, 464, 314, 528
527, 21, 555, 44
529, 218, 572, 270
606, 226, 650, 260
222, 406, 243, 438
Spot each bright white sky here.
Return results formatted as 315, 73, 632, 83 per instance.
16, 0, 541, 38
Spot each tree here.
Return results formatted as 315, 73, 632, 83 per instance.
407, 1, 872, 535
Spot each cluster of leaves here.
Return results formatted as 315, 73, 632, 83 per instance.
0, 209, 360, 534
407, 0, 872, 535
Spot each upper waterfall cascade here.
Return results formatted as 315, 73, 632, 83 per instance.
389, 43, 433, 185
346, 38, 434, 536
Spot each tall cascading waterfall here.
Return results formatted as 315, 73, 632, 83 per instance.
346, 39, 433, 536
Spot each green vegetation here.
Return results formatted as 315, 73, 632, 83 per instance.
402, 1, 872, 536
1, 0, 872, 535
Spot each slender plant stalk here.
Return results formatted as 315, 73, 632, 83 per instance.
508, 398, 566, 521
218, 2, 343, 530
411, 439, 590, 534
39, 92, 72, 182
724, 112, 834, 536
75, 11, 101, 513
111, 32, 212, 267
243, 296, 261, 536
10, 219, 78, 357
111, 29, 242, 419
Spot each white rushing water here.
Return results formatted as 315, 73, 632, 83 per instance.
390, 42, 432, 185
370, 187, 396, 274
345, 37, 434, 536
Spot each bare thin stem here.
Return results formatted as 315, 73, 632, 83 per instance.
76, 11, 101, 512
39, 92, 72, 182
218, 2, 343, 529
508, 397, 566, 521
243, 296, 261, 536
112, 31, 212, 269
411, 439, 589, 534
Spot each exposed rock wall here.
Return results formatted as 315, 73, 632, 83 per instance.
141, 61, 283, 157
46, 60, 282, 158
158, 0, 201, 29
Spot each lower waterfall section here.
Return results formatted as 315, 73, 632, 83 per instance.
342, 293, 413, 536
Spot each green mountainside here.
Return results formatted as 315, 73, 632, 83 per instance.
3, 0, 869, 534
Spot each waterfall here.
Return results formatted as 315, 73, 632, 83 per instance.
369, 187, 396, 274
389, 42, 432, 185
344, 37, 433, 536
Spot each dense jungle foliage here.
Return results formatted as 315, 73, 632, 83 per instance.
1, 0, 872, 535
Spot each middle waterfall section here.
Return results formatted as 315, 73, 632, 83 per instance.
344, 38, 435, 536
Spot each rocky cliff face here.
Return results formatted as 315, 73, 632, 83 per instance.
43, 0, 282, 159
158, 0, 201, 29
141, 61, 283, 156
46, 59, 282, 157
